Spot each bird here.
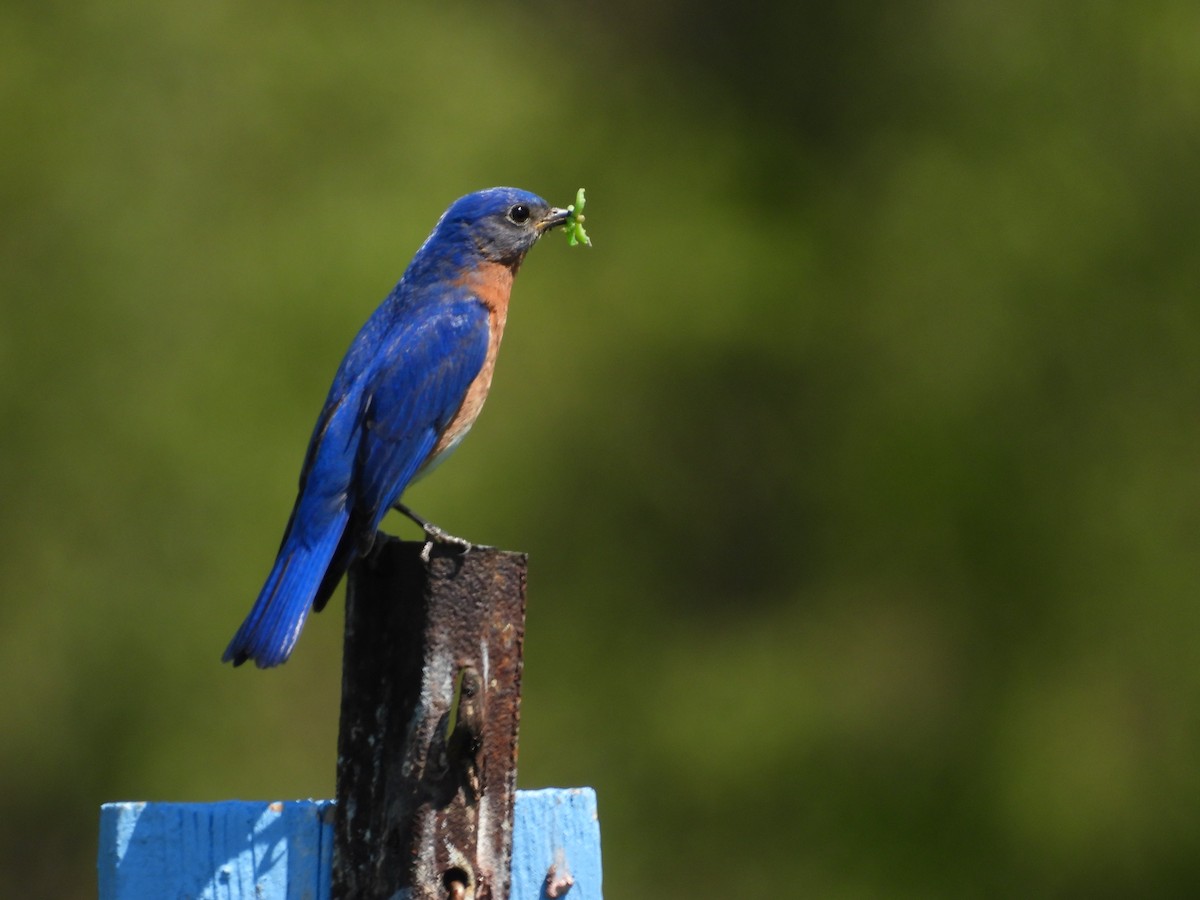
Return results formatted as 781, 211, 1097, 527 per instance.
223, 187, 570, 668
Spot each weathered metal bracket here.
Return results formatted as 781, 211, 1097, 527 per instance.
332, 537, 527, 899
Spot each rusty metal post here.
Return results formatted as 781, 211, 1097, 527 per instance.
332, 536, 526, 900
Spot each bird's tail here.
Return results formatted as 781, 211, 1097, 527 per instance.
223, 513, 348, 668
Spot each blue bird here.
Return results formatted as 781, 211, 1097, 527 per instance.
224, 188, 570, 667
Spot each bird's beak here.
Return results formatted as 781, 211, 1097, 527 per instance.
539, 207, 572, 232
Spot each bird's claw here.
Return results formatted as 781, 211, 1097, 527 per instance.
419, 523, 476, 563
396, 502, 490, 563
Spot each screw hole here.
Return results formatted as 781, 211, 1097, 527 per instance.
443, 866, 470, 898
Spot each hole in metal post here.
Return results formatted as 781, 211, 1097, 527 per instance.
445, 667, 466, 741
443, 866, 470, 898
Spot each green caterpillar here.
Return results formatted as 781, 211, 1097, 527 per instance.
565, 187, 592, 247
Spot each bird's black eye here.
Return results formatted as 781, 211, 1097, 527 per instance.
507, 204, 531, 225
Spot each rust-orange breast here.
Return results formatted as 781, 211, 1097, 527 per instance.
420, 262, 515, 472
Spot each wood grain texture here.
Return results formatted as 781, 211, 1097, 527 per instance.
99, 790, 601, 899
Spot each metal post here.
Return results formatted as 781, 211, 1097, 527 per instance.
332, 537, 527, 899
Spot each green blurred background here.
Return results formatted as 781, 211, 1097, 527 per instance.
4, 2, 1200, 897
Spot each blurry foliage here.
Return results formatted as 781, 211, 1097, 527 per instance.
2, 1, 1200, 897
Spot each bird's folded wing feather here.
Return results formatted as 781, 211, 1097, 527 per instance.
352, 298, 491, 532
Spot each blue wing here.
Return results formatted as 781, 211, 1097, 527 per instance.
223, 292, 490, 667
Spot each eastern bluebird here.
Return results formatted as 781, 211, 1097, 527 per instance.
223, 187, 570, 668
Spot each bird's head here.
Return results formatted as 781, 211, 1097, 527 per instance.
433, 187, 571, 269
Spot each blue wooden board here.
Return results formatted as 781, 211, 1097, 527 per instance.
99, 788, 601, 899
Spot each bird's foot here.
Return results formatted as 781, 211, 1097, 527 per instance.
397, 503, 490, 563
419, 522, 477, 563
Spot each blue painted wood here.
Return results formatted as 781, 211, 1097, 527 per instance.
511, 788, 603, 900
99, 788, 601, 899
97, 800, 336, 900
